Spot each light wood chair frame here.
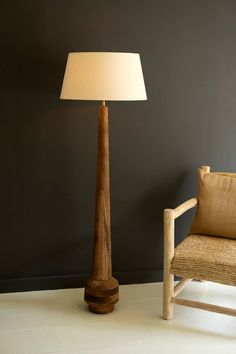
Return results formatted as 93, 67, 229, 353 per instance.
163, 166, 236, 319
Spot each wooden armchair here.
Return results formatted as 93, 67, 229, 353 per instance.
163, 166, 236, 320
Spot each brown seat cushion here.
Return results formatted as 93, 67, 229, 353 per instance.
171, 234, 236, 286
190, 168, 236, 239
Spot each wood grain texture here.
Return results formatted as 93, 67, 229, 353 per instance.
172, 297, 236, 317
173, 278, 191, 297
200, 165, 210, 173
162, 209, 175, 320
84, 103, 119, 314
163, 195, 198, 320
174, 198, 198, 219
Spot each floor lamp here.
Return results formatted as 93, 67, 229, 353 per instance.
60, 52, 147, 314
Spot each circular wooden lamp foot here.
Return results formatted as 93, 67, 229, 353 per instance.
84, 277, 119, 314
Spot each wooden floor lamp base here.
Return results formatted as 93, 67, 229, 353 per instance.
84, 277, 119, 314
84, 102, 119, 314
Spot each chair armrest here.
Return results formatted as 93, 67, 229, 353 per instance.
173, 197, 198, 219
163, 197, 198, 267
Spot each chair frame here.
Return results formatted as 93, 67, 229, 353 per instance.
162, 166, 236, 319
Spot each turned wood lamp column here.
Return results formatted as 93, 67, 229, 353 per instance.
85, 101, 119, 314
60, 52, 147, 314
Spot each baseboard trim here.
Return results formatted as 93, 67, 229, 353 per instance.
0, 269, 163, 293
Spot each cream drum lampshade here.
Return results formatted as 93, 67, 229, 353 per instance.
60, 52, 147, 101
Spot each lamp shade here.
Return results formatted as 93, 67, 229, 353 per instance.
60, 52, 147, 101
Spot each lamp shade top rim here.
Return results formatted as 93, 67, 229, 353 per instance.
67, 51, 140, 54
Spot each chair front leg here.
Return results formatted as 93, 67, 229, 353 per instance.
162, 209, 175, 320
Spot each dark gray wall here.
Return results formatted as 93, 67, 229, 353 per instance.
1, 0, 236, 292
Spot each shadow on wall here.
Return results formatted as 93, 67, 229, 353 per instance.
112, 169, 195, 271
134, 170, 190, 225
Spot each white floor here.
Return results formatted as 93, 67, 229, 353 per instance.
0, 282, 235, 354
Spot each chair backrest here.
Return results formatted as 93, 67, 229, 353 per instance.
190, 165, 236, 239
